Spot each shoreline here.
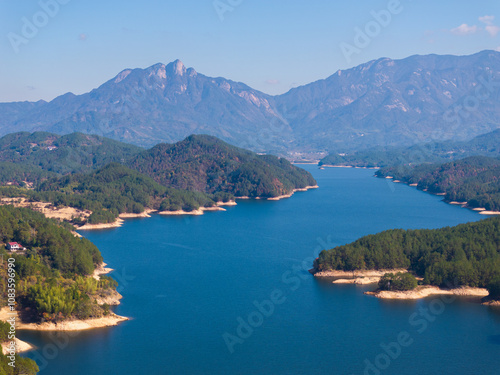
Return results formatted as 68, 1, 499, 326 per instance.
366, 286, 489, 300
92, 262, 114, 280
118, 209, 156, 219
320, 164, 380, 170
78, 218, 125, 230
333, 277, 380, 285
314, 269, 493, 302
313, 269, 408, 278
266, 185, 319, 201
158, 206, 227, 216
381, 177, 500, 216
1, 338, 34, 355
16, 313, 129, 332
0, 305, 128, 333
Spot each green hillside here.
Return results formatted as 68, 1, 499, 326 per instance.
376, 156, 500, 211
314, 216, 500, 297
128, 134, 317, 198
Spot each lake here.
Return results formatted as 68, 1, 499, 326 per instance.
23, 166, 500, 375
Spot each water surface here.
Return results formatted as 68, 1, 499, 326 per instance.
24, 166, 500, 375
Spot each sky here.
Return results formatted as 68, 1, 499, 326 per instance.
0, 0, 499, 102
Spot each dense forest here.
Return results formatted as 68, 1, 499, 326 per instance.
376, 156, 500, 211
128, 135, 317, 198
0, 132, 316, 199
314, 216, 500, 298
0, 206, 126, 373
0, 133, 316, 222
0, 206, 118, 320
0, 164, 225, 224
0, 132, 142, 176
0, 162, 55, 186
319, 129, 500, 168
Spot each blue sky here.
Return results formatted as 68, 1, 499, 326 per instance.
0, 0, 499, 102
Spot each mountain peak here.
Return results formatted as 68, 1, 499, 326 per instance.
166, 59, 187, 76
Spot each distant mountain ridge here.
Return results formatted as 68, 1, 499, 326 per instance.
1, 51, 500, 153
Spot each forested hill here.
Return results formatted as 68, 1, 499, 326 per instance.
314, 216, 500, 297
376, 156, 500, 211
0, 132, 316, 199
0, 132, 142, 175
319, 128, 500, 168
0, 205, 122, 375
128, 134, 317, 197
0, 163, 224, 224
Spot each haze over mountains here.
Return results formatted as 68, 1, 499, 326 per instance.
1, 51, 500, 154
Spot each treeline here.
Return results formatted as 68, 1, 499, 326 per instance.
319, 128, 500, 168
128, 134, 317, 197
314, 216, 500, 297
376, 156, 500, 211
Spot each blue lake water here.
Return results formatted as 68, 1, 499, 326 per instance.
23, 166, 500, 375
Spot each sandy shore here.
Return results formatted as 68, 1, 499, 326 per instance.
92, 262, 114, 280
158, 206, 226, 216
17, 314, 128, 331
379, 180, 499, 217
333, 277, 380, 285
479, 210, 500, 215
118, 209, 156, 219
78, 218, 124, 230
483, 299, 500, 306
366, 286, 489, 300
267, 185, 319, 201
0, 306, 128, 332
314, 269, 408, 278
201, 206, 226, 212
2, 338, 34, 355
216, 201, 237, 206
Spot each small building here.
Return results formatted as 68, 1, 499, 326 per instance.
6, 242, 24, 252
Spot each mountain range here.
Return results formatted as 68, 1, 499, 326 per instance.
1, 51, 500, 154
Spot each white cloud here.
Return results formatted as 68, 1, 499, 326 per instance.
479, 15, 495, 26
451, 24, 478, 35
496, 46, 500, 52
486, 25, 500, 37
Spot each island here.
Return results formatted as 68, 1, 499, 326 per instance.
312, 216, 500, 303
